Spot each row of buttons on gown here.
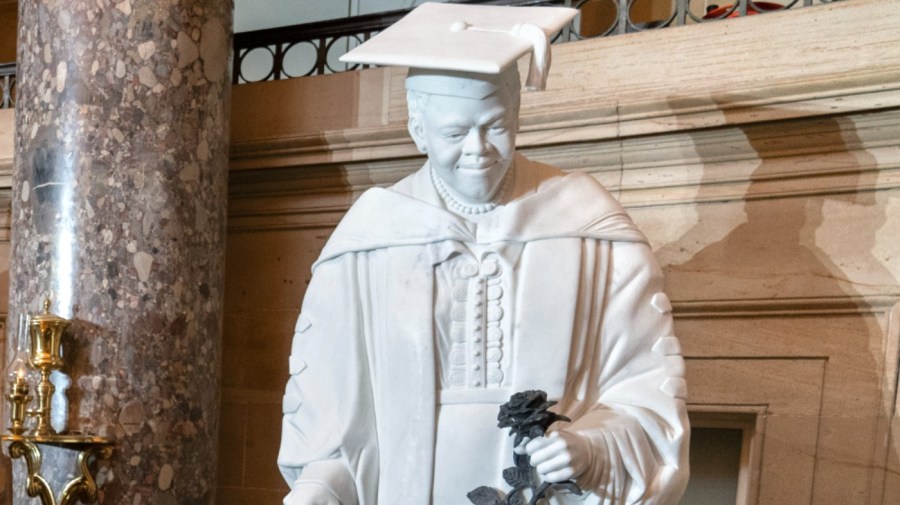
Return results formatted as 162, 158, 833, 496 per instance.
448, 253, 506, 388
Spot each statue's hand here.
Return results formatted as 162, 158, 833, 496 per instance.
520, 431, 593, 483
284, 484, 341, 505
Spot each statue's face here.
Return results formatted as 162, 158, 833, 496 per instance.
410, 90, 518, 204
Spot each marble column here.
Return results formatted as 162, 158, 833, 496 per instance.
7, 1, 231, 504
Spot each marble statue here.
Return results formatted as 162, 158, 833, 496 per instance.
277, 4, 689, 505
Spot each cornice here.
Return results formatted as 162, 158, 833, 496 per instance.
230, 72, 900, 173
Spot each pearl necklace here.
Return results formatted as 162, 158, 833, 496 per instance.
431, 163, 515, 215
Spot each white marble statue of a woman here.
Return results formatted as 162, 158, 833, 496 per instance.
277, 4, 689, 505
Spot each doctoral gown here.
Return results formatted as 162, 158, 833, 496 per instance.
278, 156, 689, 505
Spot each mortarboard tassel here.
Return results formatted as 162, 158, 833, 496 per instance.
511, 23, 551, 92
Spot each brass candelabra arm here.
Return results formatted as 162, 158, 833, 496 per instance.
2, 435, 114, 505
59, 444, 115, 505
7, 440, 53, 505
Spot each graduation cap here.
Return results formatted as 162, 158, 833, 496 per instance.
339, 2, 577, 97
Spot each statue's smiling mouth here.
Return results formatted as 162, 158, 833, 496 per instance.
457, 161, 497, 172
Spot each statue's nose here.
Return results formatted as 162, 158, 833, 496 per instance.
462, 128, 489, 155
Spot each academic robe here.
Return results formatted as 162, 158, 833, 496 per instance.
278, 156, 689, 505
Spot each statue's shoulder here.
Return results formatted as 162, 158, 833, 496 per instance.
387, 163, 433, 201
519, 156, 617, 204
388, 169, 419, 196
347, 161, 431, 212
337, 188, 395, 225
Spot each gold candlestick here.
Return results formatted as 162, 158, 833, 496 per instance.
2, 301, 114, 505
26, 299, 70, 437
6, 313, 36, 435
6, 373, 31, 435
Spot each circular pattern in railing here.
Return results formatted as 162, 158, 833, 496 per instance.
324, 34, 365, 75
282, 41, 319, 78
571, 0, 618, 39
1, 72, 15, 109
3, 79, 14, 109
238, 46, 275, 83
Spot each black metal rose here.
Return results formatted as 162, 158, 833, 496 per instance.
497, 390, 571, 447
468, 390, 582, 505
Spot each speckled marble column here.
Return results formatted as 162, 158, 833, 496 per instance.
7, 1, 231, 504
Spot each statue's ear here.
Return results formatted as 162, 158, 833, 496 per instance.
408, 117, 428, 154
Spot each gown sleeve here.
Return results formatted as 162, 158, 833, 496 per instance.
563, 240, 689, 504
277, 253, 378, 505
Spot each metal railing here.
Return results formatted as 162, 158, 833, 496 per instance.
1, 63, 15, 110
233, 0, 838, 84
232, 0, 564, 83
0, 0, 839, 94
